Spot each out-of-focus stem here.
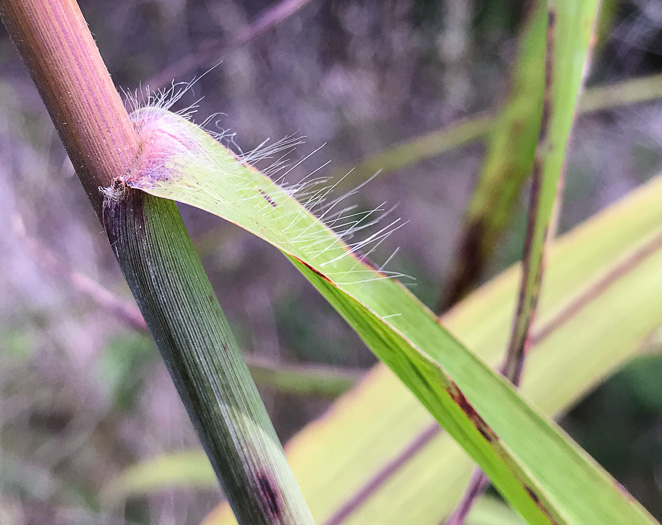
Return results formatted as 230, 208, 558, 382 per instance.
439, 2, 547, 313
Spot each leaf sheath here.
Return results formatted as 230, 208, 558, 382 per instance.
103, 187, 313, 525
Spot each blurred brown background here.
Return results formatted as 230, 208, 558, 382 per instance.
2, 0, 662, 523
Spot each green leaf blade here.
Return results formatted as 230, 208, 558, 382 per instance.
121, 102, 658, 524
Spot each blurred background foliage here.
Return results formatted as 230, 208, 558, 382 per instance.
1, 0, 662, 523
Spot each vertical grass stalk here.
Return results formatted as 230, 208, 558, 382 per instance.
439, 1, 547, 311
103, 188, 314, 523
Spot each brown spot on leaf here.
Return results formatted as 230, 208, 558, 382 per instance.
525, 485, 541, 504
524, 485, 560, 524
257, 474, 282, 518
258, 188, 278, 207
291, 255, 335, 285
447, 381, 498, 443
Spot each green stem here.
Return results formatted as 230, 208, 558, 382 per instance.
104, 188, 314, 524
440, 2, 548, 312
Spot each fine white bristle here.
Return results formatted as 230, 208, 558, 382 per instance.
116, 70, 413, 289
